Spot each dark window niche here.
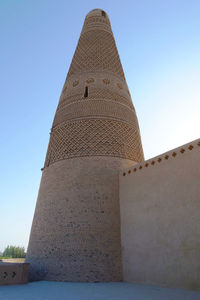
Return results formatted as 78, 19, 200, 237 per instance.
84, 86, 88, 98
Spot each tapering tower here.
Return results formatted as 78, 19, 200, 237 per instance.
26, 9, 144, 282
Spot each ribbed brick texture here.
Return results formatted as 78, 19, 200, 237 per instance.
26, 9, 144, 282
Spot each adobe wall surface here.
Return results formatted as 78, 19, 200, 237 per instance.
0, 262, 29, 285
120, 138, 200, 290
27, 156, 136, 282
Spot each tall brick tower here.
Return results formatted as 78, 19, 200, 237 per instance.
26, 9, 144, 282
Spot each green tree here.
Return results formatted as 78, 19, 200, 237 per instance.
2, 246, 26, 258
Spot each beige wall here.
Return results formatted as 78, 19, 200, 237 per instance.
120, 138, 200, 290
0, 262, 29, 285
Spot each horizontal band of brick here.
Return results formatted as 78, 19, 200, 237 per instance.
53, 100, 137, 128
44, 119, 144, 168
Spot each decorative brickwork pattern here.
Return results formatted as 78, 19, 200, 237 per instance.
86, 78, 94, 84
85, 16, 110, 27
58, 87, 134, 110
122, 139, 200, 177
45, 119, 143, 167
0, 262, 29, 286
103, 79, 110, 84
67, 30, 125, 79
53, 101, 138, 128
82, 16, 111, 34
72, 80, 79, 87
27, 9, 144, 283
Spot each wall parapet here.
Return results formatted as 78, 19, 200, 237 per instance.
0, 262, 29, 285
121, 138, 200, 177
119, 137, 200, 289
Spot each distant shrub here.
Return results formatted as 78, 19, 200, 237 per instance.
2, 246, 26, 258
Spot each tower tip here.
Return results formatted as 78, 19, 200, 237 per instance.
81, 8, 111, 35
86, 8, 109, 19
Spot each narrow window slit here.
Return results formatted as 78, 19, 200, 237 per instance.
102, 11, 106, 17
84, 86, 88, 98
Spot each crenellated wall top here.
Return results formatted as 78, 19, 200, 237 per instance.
121, 138, 200, 177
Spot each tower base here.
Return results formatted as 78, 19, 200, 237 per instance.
26, 156, 135, 282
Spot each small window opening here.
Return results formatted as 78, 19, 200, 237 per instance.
101, 10, 106, 17
84, 86, 88, 98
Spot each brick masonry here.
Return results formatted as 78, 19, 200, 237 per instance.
26, 9, 144, 282
0, 262, 29, 286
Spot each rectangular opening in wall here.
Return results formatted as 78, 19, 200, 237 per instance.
84, 86, 88, 98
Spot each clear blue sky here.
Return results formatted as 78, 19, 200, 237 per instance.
0, 0, 199, 252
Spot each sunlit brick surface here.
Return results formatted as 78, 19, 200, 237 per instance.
26, 9, 144, 282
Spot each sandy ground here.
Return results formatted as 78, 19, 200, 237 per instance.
0, 281, 200, 300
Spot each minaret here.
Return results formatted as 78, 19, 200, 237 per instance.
26, 9, 144, 282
